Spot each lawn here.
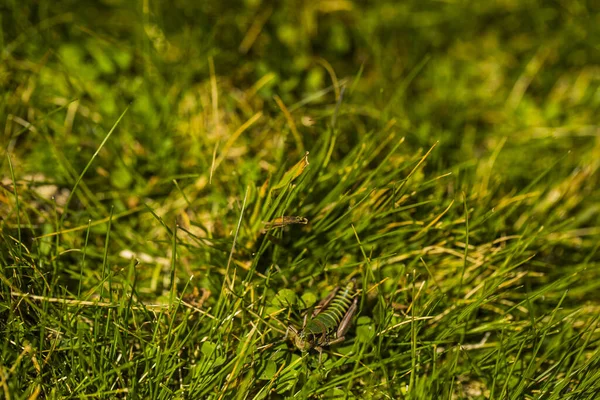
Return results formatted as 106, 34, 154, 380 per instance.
1, 0, 600, 398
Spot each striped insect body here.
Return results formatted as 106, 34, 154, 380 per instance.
289, 280, 359, 356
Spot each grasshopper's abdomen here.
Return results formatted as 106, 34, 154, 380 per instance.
305, 281, 357, 336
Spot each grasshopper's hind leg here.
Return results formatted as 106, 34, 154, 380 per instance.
336, 296, 359, 338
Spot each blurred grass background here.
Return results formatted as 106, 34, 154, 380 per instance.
1, 0, 600, 398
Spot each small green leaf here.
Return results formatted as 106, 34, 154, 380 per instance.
264, 305, 281, 316
298, 374, 320, 396
273, 288, 297, 307
201, 341, 216, 357
325, 387, 347, 398
357, 316, 375, 342
258, 360, 278, 380
214, 355, 226, 368
336, 344, 354, 356
301, 291, 317, 308
200, 341, 226, 367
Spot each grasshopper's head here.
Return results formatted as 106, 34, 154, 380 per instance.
294, 333, 313, 352
288, 326, 313, 352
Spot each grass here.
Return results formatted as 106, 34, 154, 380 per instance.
1, 0, 600, 398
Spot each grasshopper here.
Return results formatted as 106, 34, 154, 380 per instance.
260, 216, 308, 234
288, 280, 359, 360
